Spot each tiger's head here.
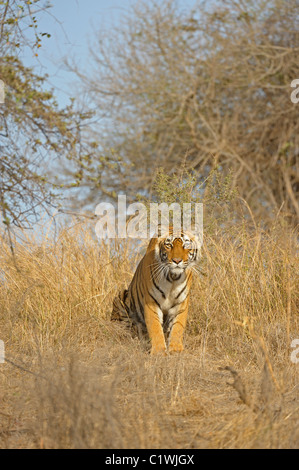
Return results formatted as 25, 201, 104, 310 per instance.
156, 230, 200, 280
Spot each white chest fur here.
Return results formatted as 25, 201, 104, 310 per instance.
150, 270, 189, 316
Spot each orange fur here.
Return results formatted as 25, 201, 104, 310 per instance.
111, 231, 200, 355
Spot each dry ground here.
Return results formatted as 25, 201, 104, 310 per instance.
0, 218, 298, 449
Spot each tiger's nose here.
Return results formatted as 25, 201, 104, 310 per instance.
172, 258, 182, 264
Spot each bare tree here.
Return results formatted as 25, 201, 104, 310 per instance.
74, 0, 299, 223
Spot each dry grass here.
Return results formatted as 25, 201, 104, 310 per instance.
0, 217, 298, 449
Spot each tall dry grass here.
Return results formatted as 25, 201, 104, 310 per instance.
0, 216, 298, 448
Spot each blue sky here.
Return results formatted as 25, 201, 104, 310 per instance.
23, 0, 198, 108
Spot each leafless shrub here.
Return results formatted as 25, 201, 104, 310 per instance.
71, 0, 299, 224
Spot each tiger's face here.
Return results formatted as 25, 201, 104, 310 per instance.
158, 233, 199, 280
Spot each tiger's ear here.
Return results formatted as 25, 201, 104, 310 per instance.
193, 220, 203, 247
146, 235, 159, 254
193, 234, 203, 251
183, 229, 203, 252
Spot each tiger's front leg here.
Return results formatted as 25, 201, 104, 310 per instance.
144, 300, 166, 355
168, 297, 189, 353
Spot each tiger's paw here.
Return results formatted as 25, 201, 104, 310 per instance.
168, 343, 184, 354
150, 344, 167, 356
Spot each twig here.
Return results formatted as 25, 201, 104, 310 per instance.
5, 357, 48, 381
220, 366, 259, 412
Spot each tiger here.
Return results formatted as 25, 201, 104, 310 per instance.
111, 228, 201, 355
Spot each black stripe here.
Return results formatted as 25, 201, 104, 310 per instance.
130, 288, 138, 315
139, 266, 147, 298
123, 299, 130, 314
132, 268, 144, 319
136, 273, 144, 303
136, 261, 147, 325
159, 243, 166, 262
150, 265, 166, 298
147, 304, 159, 315
149, 292, 162, 310
168, 317, 175, 332
170, 272, 181, 281
137, 280, 145, 315
136, 284, 144, 316
175, 308, 186, 316
119, 290, 130, 313
175, 282, 187, 299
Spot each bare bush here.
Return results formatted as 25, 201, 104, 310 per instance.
72, 0, 299, 224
